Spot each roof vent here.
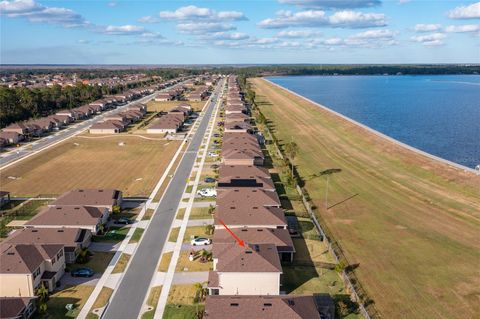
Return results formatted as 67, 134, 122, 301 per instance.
57, 230, 64, 232
287, 300, 295, 306
254, 245, 260, 252
79, 190, 84, 192
74, 207, 80, 210
257, 229, 263, 232
7, 252, 15, 255
230, 303, 239, 307
230, 207, 236, 209
252, 207, 258, 210
99, 190, 104, 192
32, 229, 38, 232
245, 251, 253, 254
263, 303, 272, 307
241, 229, 248, 232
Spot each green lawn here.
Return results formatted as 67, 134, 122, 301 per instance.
93, 226, 129, 243
129, 227, 145, 243
163, 305, 204, 319
189, 207, 213, 220
70, 251, 114, 274
45, 285, 94, 319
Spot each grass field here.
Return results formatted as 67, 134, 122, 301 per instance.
46, 285, 95, 319
251, 78, 480, 319
1, 136, 181, 197
147, 100, 205, 113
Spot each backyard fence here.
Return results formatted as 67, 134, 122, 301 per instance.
252, 103, 381, 319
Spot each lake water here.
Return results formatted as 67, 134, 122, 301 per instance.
267, 75, 480, 169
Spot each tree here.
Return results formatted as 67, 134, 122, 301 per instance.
199, 249, 212, 263
112, 205, 121, 214
335, 260, 347, 274
204, 224, 214, 235
284, 141, 299, 181
207, 205, 215, 216
77, 247, 90, 264
193, 282, 207, 303
36, 283, 49, 302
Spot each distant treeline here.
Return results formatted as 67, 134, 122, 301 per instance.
219, 64, 480, 77
0, 79, 155, 128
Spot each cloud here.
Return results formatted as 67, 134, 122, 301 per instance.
140, 5, 247, 23
177, 22, 236, 34
445, 24, 480, 33
77, 39, 91, 44
107, 2, 117, 7
258, 9, 387, 29
103, 25, 146, 35
204, 32, 250, 40
318, 29, 397, 47
414, 24, 442, 32
0, 0, 89, 27
277, 29, 322, 38
411, 32, 446, 46
279, 0, 381, 9
398, 0, 411, 4
447, 2, 480, 19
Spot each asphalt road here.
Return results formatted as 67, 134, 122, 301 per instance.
102, 80, 224, 319
0, 82, 182, 169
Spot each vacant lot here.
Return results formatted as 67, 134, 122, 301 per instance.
251, 78, 480, 319
147, 100, 205, 113
1, 136, 181, 197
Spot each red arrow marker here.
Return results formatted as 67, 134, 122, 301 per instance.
219, 219, 245, 247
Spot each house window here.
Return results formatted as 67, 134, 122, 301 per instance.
51, 257, 56, 265
57, 250, 63, 259
32, 267, 41, 280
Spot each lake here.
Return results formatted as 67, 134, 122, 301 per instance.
267, 75, 480, 169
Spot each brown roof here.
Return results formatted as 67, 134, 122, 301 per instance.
90, 120, 124, 130
213, 243, 282, 273
217, 188, 281, 208
213, 228, 294, 252
224, 113, 249, 123
204, 295, 322, 319
0, 297, 36, 319
0, 131, 21, 139
224, 121, 252, 131
5, 228, 86, 250
25, 206, 104, 228
0, 243, 63, 274
149, 117, 182, 130
51, 189, 121, 207
215, 205, 286, 228
218, 165, 274, 190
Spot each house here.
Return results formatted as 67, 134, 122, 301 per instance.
214, 204, 287, 230
154, 92, 173, 101
127, 103, 147, 115
147, 116, 183, 134
50, 189, 122, 212
104, 114, 130, 125
55, 110, 76, 120
224, 113, 250, 123
89, 120, 125, 134
217, 165, 275, 191
25, 206, 109, 234
217, 188, 281, 208
204, 295, 329, 319
0, 297, 36, 319
221, 134, 264, 166
5, 228, 92, 264
0, 191, 11, 208
224, 121, 253, 134
167, 110, 188, 121
207, 243, 282, 295
29, 118, 53, 132
49, 114, 72, 126
2, 123, 29, 135
0, 243, 66, 296
213, 228, 294, 262
0, 131, 23, 145
225, 105, 247, 115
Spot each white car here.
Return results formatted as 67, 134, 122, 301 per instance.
208, 152, 219, 157
197, 188, 217, 197
191, 237, 212, 246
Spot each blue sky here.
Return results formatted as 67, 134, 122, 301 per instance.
1, 0, 479, 64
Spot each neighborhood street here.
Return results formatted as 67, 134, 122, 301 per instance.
102, 79, 224, 319
0, 82, 182, 170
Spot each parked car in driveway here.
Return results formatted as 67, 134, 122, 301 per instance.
208, 152, 219, 157
204, 177, 216, 183
191, 237, 212, 246
197, 188, 217, 198
71, 267, 94, 277
115, 217, 132, 225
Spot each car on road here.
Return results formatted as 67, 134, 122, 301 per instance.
204, 177, 216, 183
197, 188, 217, 197
191, 237, 212, 246
71, 267, 94, 277
115, 217, 132, 225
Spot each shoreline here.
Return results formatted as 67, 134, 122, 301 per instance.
263, 78, 478, 175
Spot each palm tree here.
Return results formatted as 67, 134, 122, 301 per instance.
284, 141, 299, 181
204, 224, 214, 235
207, 205, 215, 216
193, 282, 208, 303
36, 283, 49, 303
199, 249, 212, 263
77, 247, 90, 264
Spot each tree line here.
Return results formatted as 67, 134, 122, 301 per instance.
0, 79, 155, 128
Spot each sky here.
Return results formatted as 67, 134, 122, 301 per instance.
0, 0, 479, 64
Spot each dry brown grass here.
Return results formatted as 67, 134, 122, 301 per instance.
1, 136, 181, 197
251, 78, 480, 319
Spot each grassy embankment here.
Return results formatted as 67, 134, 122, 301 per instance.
250, 78, 480, 319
